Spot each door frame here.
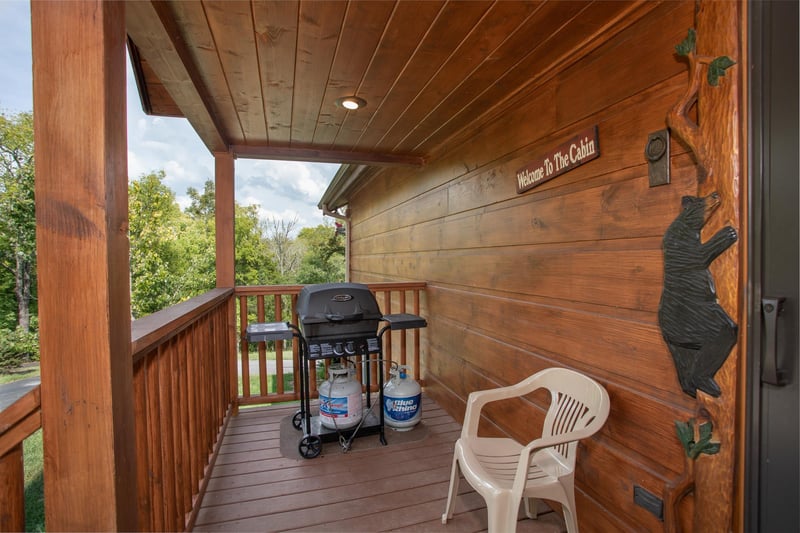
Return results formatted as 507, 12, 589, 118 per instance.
744, 0, 799, 530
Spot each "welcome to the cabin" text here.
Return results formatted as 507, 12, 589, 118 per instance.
516, 126, 600, 194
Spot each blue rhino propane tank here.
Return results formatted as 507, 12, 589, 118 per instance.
383, 364, 421, 430
319, 364, 362, 430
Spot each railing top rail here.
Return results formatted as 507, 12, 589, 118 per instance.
234, 285, 305, 296
234, 281, 427, 297
0, 385, 41, 457
132, 287, 234, 360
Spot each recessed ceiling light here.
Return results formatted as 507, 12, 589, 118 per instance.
336, 96, 367, 110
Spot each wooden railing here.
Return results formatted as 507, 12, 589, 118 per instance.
0, 288, 237, 532
235, 282, 427, 406
131, 288, 235, 531
0, 385, 41, 531
0, 282, 426, 531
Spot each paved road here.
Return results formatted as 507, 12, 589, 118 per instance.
0, 376, 41, 412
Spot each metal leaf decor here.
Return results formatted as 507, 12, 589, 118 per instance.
675, 419, 721, 459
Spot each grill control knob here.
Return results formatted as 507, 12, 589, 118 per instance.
344, 341, 356, 355
333, 343, 345, 356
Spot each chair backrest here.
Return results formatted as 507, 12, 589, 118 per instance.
536, 368, 610, 466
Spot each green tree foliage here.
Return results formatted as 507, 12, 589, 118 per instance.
129, 176, 280, 317
0, 112, 36, 332
294, 221, 346, 284
129, 171, 187, 317
236, 204, 279, 286
181, 181, 216, 295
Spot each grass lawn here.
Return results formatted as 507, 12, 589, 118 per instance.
24, 430, 44, 532
0, 365, 39, 384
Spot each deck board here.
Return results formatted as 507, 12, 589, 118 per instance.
194, 396, 566, 532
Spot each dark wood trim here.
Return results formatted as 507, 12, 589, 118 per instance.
126, 38, 153, 115
231, 144, 426, 167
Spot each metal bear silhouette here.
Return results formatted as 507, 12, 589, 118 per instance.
658, 192, 738, 398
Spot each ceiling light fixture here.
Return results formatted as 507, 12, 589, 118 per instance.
336, 96, 367, 110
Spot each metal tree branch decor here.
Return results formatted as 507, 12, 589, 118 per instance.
666, 28, 736, 181
665, 418, 721, 530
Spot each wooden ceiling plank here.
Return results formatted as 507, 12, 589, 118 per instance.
203, 0, 268, 144
168, 1, 244, 143
368, 0, 542, 153
416, 0, 647, 154
252, 1, 300, 145
126, 0, 227, 152
329, 0, 446, 149
291, 1, 349, 145
394, 0, 593, 153
231, 144, 424, 167
312, 0, 396, 147
345, 0, 497, 152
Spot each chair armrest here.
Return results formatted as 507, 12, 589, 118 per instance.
461, 374, 546, 438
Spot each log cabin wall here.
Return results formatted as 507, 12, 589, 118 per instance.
345, 1, 743, 531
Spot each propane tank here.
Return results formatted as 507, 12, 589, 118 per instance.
319, 363, 363, 430
383, 364, 422, 431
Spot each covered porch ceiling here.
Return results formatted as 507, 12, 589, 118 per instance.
126, 0, 641, 176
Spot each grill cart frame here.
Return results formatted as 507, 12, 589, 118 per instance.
245, 283, 426, 458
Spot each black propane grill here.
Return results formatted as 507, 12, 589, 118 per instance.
296, 282, 385, 360
245, 282, 426, 458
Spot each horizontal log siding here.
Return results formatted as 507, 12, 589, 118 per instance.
347, 2, 698, 530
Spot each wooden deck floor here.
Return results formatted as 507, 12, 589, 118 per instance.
193, 395, 566, 532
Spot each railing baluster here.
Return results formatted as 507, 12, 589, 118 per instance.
0, 444, 24, 532
275, 294, 285, 395
238, 296, 250, 400
257, 295, 267, 396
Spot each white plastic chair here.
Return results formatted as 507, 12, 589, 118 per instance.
441, 367, 610, 532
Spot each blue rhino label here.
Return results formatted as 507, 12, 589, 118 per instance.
384, 394, 421, 422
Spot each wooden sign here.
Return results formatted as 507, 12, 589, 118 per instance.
516, 125, 600, 193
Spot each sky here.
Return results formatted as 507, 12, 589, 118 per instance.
0, 1, 340, 232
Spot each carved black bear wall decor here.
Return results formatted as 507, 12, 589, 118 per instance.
658, 192, 738, 398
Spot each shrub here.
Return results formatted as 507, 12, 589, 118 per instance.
0, 327, 39, 371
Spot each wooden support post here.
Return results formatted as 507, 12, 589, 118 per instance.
688, 2, 743, 531
215, 152, 235, 288
31, 2, 137, 530
214, 152, 238, 411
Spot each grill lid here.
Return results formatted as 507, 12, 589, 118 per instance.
297, 282, 382, 327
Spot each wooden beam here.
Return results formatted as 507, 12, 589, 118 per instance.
215, 152, 235, 288
126, 0, 228, 152
31, 1, 137, 530
231, 144, 426, 167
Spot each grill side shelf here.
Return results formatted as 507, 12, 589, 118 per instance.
381, 313, 427, 330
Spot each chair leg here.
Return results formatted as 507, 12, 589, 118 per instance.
441, 455, 461, 524
561, 487, 579, 533
562, 505, 578, 533
523, 497, 539, 519
486, 492, 520, 533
